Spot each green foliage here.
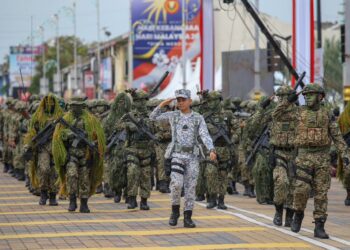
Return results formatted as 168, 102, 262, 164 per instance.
324, 37, 343, 95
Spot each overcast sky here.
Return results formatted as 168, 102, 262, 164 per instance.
0, 0, 344, 64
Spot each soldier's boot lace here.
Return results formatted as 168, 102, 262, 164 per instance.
273, 204, 283, 226
248, 185, 256, 198
217, 195, 227, 210
140, 197, 150, 210
231, 181, 239, 195
195, 194, 205, 201
127, 196, 138, 209
114, 193, 121, 203
96, 184, 103, 194
79, 198, 90, 213
17, 169, 25, 181
314, 218, 329, 239
3, 163, 9, 173
49, 193, 58, 206
68, 194, 77, 212
7, 164, 14, 174
183, 210, 196, 228
345, 189, 350, 206
291, 211, 304, 233
103, 183, 114, 198
39, 190, 48, 205
284, 208, 294, 227
206, 195, 217, 209
169, 205, 180, 226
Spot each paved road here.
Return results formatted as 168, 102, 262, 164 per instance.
0, 166, 349, 250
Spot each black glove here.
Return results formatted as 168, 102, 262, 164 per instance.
260, 98, 271, 109
287, 93, 298, 103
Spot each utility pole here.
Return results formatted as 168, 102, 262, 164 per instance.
73, 1, 78, 92
39, 25, 46, 90
54, 14, 61, 96
182, 0, 187, 89
344, 0, 350, 89
96, 0, 101, 98
254, 0, 261, 91
316, 0, 322, 48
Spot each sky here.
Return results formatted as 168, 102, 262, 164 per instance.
0, 0, 344, 64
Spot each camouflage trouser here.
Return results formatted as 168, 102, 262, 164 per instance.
239, 146, 254, 185
66, 151, 90, 199
125, 147, 152, 198
293, 149, 331, 219
170, 154, 199, 211
109, 147, 126, 195
155, 143, 170, 182
3, 143, 13, 165
205, 147, 230, 197
342, 169, 350, 189
103, 159, 110, 184
13, 139, 25, 170
273, 149, 295, 208
37, 148, 57, 193
252, 150, 274, 203
228, 145, 240, 183
195, 162, 206, 196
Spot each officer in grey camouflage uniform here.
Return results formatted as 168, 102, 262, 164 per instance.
150, 89, 216, 228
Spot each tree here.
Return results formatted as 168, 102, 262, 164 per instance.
30, 36, 89, 94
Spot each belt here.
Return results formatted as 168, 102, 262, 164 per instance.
298, 146, 329, 153
174, 144, 195, 154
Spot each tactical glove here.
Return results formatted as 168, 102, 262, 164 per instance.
260, 98, 271, 109
287, 93, 298, 103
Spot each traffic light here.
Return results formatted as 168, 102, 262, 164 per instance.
267, 41, 282, 72
341, 24, 345, 63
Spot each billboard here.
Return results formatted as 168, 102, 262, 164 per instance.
131, 0, 203, 93
100, 57, 112, 91
9, 46, 42, 88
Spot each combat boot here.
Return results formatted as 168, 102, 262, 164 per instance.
159, 180, 170, 193
291, 211, 304, 233
103, 183, 114, 198
39, 190, 48, 205
273, 204, 283, 226
7, 164, 14, 174
3, 163, 9, 173
17, 169, 25, 181
344, 189, 350, 206
127, 196, 138, 209
96, 184, 103, 194
140, 197, 150, 210
206, 195, 217, 209
314, 218, 329, 239
248, 185, 256, 198
243, 182, 250, 196
169, 205, 180, 226
11, 168, 17, 177
114, 192, 121, 203
25, 175, 30, 187
217, 195, 227, 210
184, 210, 196, 228
79, 198, 90, 213
48, 192, 58, 206
227, 182, 234, 195
33, 189, 41, 196
231, 181, 239, 195
284, 208, 294, 227
195, 194, 205, 201
68, 194, 77, 212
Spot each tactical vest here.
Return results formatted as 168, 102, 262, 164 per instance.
270, 109, 295, 148
294, 107, 331, 147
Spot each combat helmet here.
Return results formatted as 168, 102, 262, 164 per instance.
205, 91, 223, 101
15, 100, 27, 112
276, 84, 295, 96
69, 96, 87, 107
302, 83, 325, 97
232, 97, 242, 106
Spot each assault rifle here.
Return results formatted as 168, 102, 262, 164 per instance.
122, 113, 159, 142
245, 124, 269, 168
204, 112, 233, 146
106, 129, 127, 154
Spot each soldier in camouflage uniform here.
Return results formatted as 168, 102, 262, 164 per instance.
104, 92, 131, 203
277, 84, 350, 238
201, 91, 238, 210
25, 94, 63, 205
1, 98, 12, 173
5, 98, 18, 176
150, 89, 216, 228
121, 90, 156, 210
52, 97, 106, 213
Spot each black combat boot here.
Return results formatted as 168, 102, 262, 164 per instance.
127, 196, 138, 209
17, 169, 25, 181
195, 194, 205, 201
3, 163, 9, 173
96, 184, 103, 194
314, 218, 329, 239
184, 210, 196, 228
217, 195, 227, 210
284, 208, 294, 227
140, 197, 150, 210
48, 193, 58, 206
11, 168, 17, 177
206, 195, 217, 209
103, 183, 114, 198
7, 164, 14, 174
39, 190, 48, 205
25, 175, 30, 187
231, 181, 239, 195
114, 192, 121, 203
345, 189, 350, 206
291, 211, 304, 233
79, 198, 90, 213
227, 181, 234, 195
68, 194, 77, 212
243, 182, 250, 196
169, 205, 180, 226
273, 204, 283, 226
248, 185, 256, 198
159, 180, 170, 193
33, 189, 41, 196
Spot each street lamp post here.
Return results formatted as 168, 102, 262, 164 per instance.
39, 25, 46, 91
96, 0, 101, 98
53, 14, 61, 96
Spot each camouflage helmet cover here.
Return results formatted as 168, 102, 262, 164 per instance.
205, 91, 222, 101
276, 84, 294, 96
302, 83, 325, 96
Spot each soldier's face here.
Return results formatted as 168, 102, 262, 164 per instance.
176, 97, 192, 111
304, 93, 319, 107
